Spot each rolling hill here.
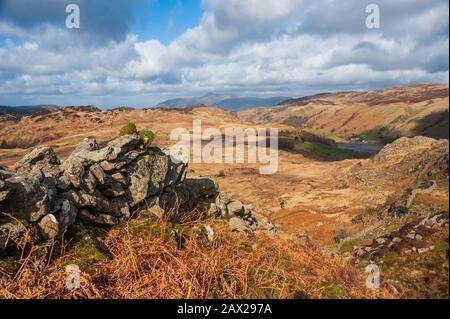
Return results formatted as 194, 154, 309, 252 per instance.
237, 84, 449, 141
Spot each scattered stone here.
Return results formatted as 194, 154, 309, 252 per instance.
229, 217, 250, 233
227, 200, 244, 217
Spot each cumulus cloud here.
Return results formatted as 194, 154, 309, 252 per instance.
0, 0, 448, 106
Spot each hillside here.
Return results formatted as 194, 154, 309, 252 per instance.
237, 84, 449, 141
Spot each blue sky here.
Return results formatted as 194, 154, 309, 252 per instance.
131, 0, 203, 45
0, 0, 448, 107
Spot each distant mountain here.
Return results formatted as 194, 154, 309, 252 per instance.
156, 93, 291, 112
0, 105, 59, 116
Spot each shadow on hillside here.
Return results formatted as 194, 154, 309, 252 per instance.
278, 137, 371, 162
411, 110, 449, 139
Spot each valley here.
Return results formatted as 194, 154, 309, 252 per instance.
0, 84, 449, 298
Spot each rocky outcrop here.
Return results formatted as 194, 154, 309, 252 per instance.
0, 135, 273, 254
352, 212, 449, 261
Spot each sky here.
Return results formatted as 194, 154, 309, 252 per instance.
0, 0, 448, 108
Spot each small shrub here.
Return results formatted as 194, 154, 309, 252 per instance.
119, 122, 137, 136
138, 129, 155, 148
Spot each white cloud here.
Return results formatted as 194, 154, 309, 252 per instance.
0, 0, 448, 106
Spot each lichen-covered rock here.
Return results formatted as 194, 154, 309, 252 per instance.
13, 147, 60, 179
52, 199, 78, 233
0, 172, 57, 222
229, 217, 251, 233
79, 209, 119, 226
227, 200, 244, 217
56, 175, 72, 191
127, 151, 169, 206
184, 178, 219, 197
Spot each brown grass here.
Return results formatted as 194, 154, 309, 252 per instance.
0, 214, 393, 299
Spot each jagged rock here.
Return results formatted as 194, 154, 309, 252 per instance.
229, 217, 251, 233
53, 199, 78, 233
227, 200, 244, 217
79, 209, 119, 226
197, 201, 219, 217
0, 172, 57, 222
164, 160, 187, 188
61, 190, 97, 208
126, 151, 169, 206
109, 150, 146, 170
110, 172, 127, 185
215, 192, 234, 217
99, 160, 116, 173
56, 175, 72, 191
106, 135, 142, 160
89, 163, 106, 185
73, 137, 99, 153
37, 214, 59, 240
13, 147, 60, 179
184, 178, 219, 197
61, 157, 85, 188
0, 223, 28, 250
61, 189, 129, 219
100, 181, 125, 198
82, 170, 98, 194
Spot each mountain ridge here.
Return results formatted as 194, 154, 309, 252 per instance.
156, 93, 291, 111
